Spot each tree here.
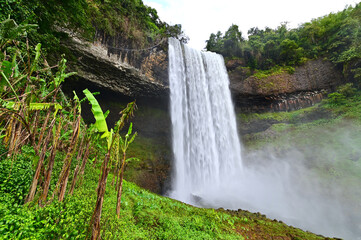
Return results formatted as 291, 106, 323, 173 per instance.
280, 39, 303, 65
205, 31, 223, 52
223, 24, 243, 57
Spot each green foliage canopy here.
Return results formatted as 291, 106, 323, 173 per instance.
205, 3, 361, 78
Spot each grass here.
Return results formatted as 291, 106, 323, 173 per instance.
0, 144, 332, 239
252, 66, 295, 79
238, 104, 319, 123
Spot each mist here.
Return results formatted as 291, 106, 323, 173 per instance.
167, 37, 361, 240
192, 124, 361, 240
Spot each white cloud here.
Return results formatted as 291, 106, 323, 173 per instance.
143, 0, 358, 50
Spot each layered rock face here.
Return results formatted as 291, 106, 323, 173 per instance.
229, 59, 344, 112
64, 35, 169, 99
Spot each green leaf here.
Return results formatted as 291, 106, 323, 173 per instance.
119, 136, 124, 150
108, 128, 114, 150
54, 56, 77, 87
83, 89, 109, 138
0, 71, 19, 102
1, 60, 12, 79
30, 43, 41, 74
0, 99, 16, 109
125, 157, 140, 163
104, 110, 110, 119
29, 103, 62, 111
127, 122, 133, 137
73, 91, 81, 113
128, 132, 137, 145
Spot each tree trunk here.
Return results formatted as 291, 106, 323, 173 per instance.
25, 119, 55, 204
113, 167, 119, 191
69, 132, 86, 196
37, 110, 51, 150
58, 115, 81, 202
79, 141, 91, 176
39, 119, 62, 206
39, 146, 56, 206
116, 154, 126, 218
90, 152, 111, 240
69, 165, 80, 196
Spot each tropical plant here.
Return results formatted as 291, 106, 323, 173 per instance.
83, 89, 136, 240
115, 122, 138, 218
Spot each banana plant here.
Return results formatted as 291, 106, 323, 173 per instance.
83, 88, 136, 240
116, 122, 138, 218
83, 89, 112, 148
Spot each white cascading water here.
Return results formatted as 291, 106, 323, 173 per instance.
167, 38, 360, 240
168, 37, 243, 204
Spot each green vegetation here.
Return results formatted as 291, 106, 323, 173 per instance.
238, 104, 319, 123
0, 16, 333, 240
0, 0, 187, 52
252, 65, 295, 79
206, 3, 361, 80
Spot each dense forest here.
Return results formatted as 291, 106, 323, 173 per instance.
206, 3, 361, 82
0, 0, 186, 51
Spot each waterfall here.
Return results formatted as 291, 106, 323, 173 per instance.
167, 38, 360, 240
168, 38, 243, 204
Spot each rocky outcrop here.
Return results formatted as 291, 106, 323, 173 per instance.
63, 35, 169, 99
229, 59, 344, 112
236, 91, 326, 112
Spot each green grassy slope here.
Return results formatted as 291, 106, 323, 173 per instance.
0, 150, 331, 239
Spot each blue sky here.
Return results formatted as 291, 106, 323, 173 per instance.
143, 0, 359, 50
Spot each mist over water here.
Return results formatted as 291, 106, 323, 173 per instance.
168, 38, 361, 240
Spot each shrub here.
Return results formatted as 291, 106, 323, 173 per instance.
337, 83, 357, 97
0, 146, 34, 205
327, 92, 346, 105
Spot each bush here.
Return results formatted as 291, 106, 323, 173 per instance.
337, 83, 357, 97
0, 146, 34, 205
327, 92, 346, 105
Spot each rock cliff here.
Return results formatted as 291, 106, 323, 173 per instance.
229, 59, 344, 112
63, 35, 169, 99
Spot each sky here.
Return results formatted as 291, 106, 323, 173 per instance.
143, 0, 359, 50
